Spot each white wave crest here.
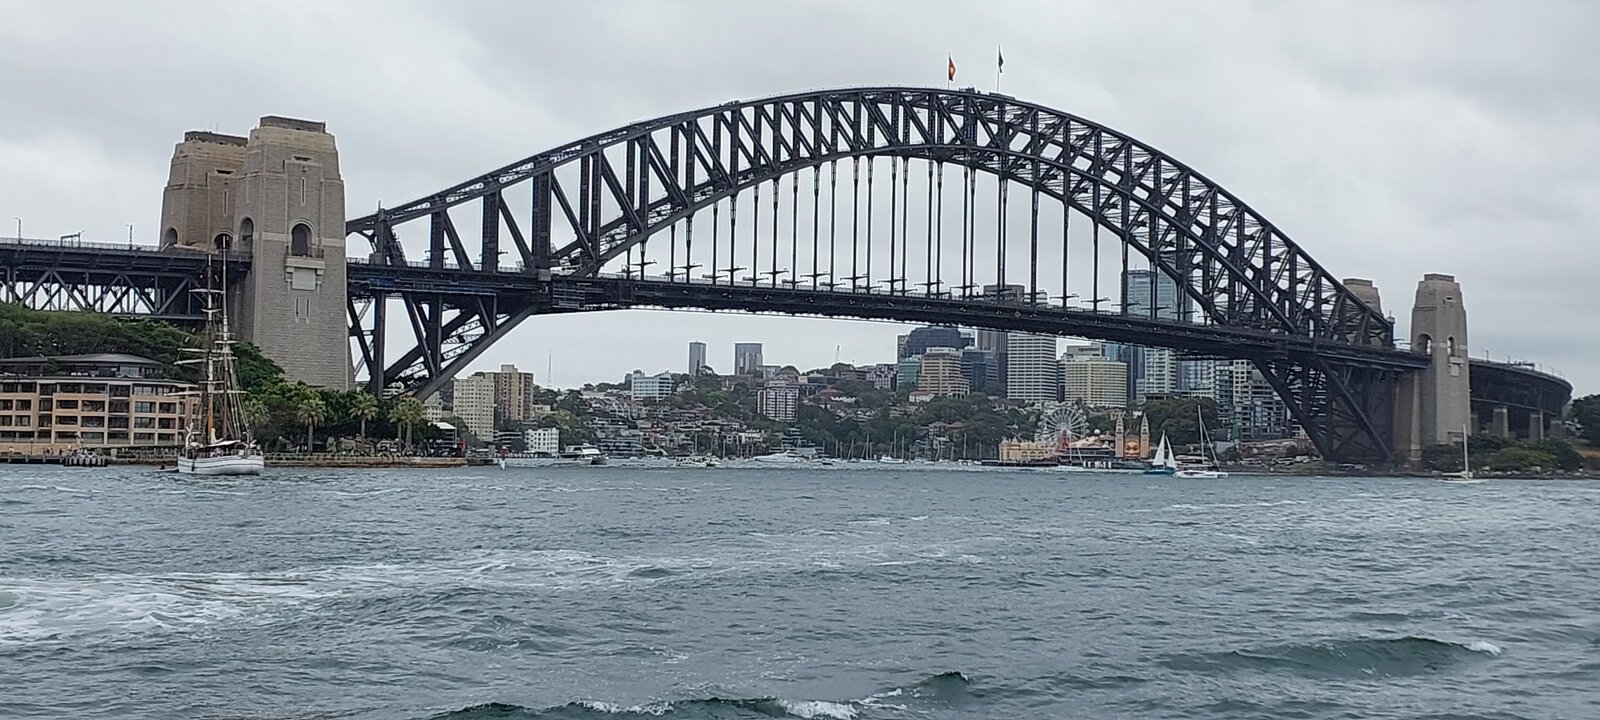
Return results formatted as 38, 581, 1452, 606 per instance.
778, 699, 858, 719
576, 700, 673, 715
1466, 640, 1503, 656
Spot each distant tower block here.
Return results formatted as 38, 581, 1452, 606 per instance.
159, 131, 248, 251
1410, 273, 1471, 446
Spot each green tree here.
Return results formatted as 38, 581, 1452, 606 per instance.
1529, 438, 1583, 472
242, 398, 269, 435
1140, 397, 1220, 447
1421, 443, 1465, 472
295, 392, 327, 451
1571, 394, 1600, 443
389, 397, 426, 450
350, 392, 378, 440
538, 409, 593, 447
1487, 446, 1557, 472
233, 342, 285, 393
1467, 433, 1511, 469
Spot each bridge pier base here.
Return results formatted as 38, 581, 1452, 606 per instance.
1491, 405, 1511, 439
1394, 274, 1472, 466
1529, 412, 1546, 442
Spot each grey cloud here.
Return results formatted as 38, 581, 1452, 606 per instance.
0, 0, 1593, 392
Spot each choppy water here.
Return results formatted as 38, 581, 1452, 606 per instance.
2, 465, 1597, 719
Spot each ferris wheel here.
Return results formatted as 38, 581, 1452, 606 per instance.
1035, 403, 1090, 449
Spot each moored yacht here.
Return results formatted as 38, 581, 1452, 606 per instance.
1174, 407, 1228, 479
752, 450, 809, 464
558, 444, 607, 466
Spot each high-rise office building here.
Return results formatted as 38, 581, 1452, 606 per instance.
1059, 341, 1105, 362
960, 348, 997, 393
733, 343, 763, 375
1177, 359, 1220, 400
975, 328, 1009, 389
1124, 268, 1182, 407
1125, 268, 1182, 321
975, 284, 1024, 390
688, 341, 707, 375
915, 347, 969, 398
1063, 358, 1129, 408
1006, 333, 1060, 403
899, 326, 969, 359
896, 357, 922, 391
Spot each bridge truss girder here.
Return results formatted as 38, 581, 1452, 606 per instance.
348, 88, 1390, 346
0, 242, 244, 324
340, 87, 1412, 463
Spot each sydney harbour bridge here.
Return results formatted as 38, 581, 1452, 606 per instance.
0, 87, 1571, 465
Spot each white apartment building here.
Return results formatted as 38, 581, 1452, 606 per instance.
524, 426, 560, 455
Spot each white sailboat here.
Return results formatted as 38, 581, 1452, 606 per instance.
175, 259, 263, 476
1144, 433, 1177, 475
1175, 406, 1227, 479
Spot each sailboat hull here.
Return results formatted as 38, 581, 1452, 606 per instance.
177, 453, 264, 476
1143, 467, 1176, 476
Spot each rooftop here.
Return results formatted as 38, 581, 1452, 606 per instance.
0, 353, 163, 367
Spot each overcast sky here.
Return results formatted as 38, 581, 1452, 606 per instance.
2, 1, 1595, 394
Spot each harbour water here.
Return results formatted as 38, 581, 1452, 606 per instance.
2, 465, 1597, 719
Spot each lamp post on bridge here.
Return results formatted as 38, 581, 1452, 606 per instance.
12, 217, 19, 240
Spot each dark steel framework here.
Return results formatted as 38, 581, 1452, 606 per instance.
1468, 359, 1572, 428
343, 87, 1427, 463
0, 239, 245, 325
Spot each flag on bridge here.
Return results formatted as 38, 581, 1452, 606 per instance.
948, 56, 956, 82
998, 46, 1005, 73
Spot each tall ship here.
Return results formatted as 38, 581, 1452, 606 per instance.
175, 263, 264, 476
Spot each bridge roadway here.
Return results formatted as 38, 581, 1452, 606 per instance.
344, 258, 1428, 372
0, 238, 1572, 426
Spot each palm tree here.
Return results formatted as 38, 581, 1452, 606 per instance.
295, 393, 327, 452
350, 392, 378, 440
389, 397, 426, 451
242, 398, 269, 435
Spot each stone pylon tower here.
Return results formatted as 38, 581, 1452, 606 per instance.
1394, 274, 1470, 460
159, 131, 248, 251
159, 117, 351, 389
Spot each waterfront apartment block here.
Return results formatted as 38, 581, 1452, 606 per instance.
0, 354, 195, 454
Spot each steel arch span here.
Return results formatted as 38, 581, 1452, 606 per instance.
344, 86, 1422, 463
